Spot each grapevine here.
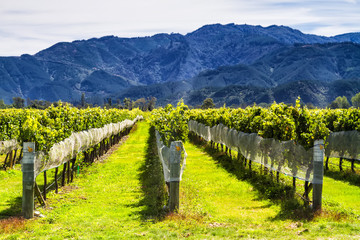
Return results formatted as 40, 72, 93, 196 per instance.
0, 103, 142, 152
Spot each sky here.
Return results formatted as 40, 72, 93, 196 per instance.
1, 0, 360, 56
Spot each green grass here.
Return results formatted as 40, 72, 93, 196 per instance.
181, 136, 360, 239
323, 157, 360, 217
0, 162, 22, 219
0, 122, 360, 239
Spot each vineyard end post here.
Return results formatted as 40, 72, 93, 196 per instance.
22, 142, 36, 219
313, 139, 324, 212
169, 141, 182, 212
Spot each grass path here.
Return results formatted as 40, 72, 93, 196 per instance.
1, 122, 153, 239
323, 175, 360, 216
1, 122, 360, 239
0, 165, 22, 219
321, 158, 360, 216
178, 141, 360, 239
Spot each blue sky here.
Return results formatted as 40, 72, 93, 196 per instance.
0, 0, 359, 56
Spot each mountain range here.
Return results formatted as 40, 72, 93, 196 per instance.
1, 23, 360, 107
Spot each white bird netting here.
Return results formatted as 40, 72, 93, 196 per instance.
0, 139, 20, 155
34, 116, 143, 176
189, 120, 319, 183
325, 130, 360, 160
155, 130, 186, 182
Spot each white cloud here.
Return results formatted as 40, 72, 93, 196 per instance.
0, 0, 360, 55
344, 0, 357, 4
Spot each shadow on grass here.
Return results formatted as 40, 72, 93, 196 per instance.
134, 126, 168, 222
188, 133, 314, 221
0, 196, 22, 220
324, 169, 360, 188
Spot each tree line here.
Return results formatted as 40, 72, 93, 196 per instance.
2, 93, 360, 110
198, 95, 360, 110
0, 94, 157, 111
328, 93, 360, 109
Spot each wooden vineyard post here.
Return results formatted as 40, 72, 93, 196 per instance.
339, 157, 343, 171
62, 163, 67, 186
55, 167, 59, 193
313, 139, 324, 212
43, 171, 47, 200
169, 141, 182, 212
2, 153, 9, 169
67, 161, 71, 184
325, 156, 329, 170
22, 142, 35, 219
12, 149, 17, 168
8, 150, 13, 168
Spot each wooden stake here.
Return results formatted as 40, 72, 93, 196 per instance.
304, 181, 309, 201
8, 150, 13, 168
17, 148, 23, 163
55, 167, 59, 194
71, 159, 75, 182
2, 153, 9, 169
339, 157, 343, 171
12, 149, 17, 168
67, 161, 71, 184
43, 171, 47, 200
62, 163, 67, 186
293, 177, 296, 189
325, 156, 329, 170
34, 183, 46, 206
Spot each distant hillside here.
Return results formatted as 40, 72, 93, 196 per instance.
1, 23, 360, 106
254, 42, 360, 84
187, 42, 360, 89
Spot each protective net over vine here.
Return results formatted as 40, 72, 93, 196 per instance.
155, 131, 187, 182
0, 139, 20, 155
325, 130, 360, 160
34, 116, 143, 176
188, 120, 319, 183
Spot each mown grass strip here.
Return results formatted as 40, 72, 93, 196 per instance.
0, 122, 149, 239
0, 163, 22, 219
322, 163, 360, 217
175, 136, 360, 239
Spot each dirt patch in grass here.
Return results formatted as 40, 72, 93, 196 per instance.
95, 135, 130, 163
165, 212, 206, 222
0, 216, 26, 234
